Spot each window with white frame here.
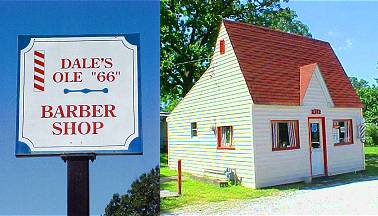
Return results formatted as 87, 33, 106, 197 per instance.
217, 126, 233, 148
191, 122, 198, 137
271, 120, 300, 150
333, 119, 353, 145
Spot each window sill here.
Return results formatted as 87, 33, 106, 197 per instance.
334, 142, 354, 146
272, 147, 300, 151
217, 147, 235, 150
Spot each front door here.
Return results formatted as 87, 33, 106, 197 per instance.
309, 119, 325, 176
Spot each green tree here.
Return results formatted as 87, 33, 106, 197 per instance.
350, 77, 378, 124
350, 77, 378, 145
104, 167, 160, 216
365, 124, 378, 146
350, 77, 369, 90
161, 0, 311, 111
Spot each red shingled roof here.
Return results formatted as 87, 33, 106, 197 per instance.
223, 20, 363, 108
300, 63, 317, 104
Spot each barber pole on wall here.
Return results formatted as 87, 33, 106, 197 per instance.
358, 119, 366, 143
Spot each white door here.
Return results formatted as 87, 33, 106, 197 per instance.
309, 119, 325, 176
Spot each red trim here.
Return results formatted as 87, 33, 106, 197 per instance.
308, 117, 328, 176
307, 118, 313, 177
217, 127, 221, 147
333, 119, 354, 146
220, 39, 225, 54
334, 142, 353, 146
272, 146, 300, 151
271, 120, 300, 151
321, 118, 328, 176
217, 126, 234, 149
217, 147, 235, 150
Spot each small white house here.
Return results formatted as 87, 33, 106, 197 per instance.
167, 20, 365, 188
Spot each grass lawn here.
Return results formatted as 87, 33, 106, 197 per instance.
160, 152, 177, 178
358, 146, 378, 177
160, 147, 378, 212
365, 146, 378, 155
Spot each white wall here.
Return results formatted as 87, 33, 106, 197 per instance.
167, 22, 256, 187
253, 68, 364, 188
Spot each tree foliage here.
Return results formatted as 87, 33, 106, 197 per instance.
350, 77, 378, 124
366, 124, 378, 146
160, 0, 311, 111
104, 167, 160, 216
350, 77, 378, 146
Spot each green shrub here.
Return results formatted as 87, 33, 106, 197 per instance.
365, 123, 378, 146
104, 166, 160, 216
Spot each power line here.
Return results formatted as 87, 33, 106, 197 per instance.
174, 57, 211, 66
160, 56, 212, 69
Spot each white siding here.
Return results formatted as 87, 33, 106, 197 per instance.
167, 23, 255, 187
325, 109, 365, 176
302, 68, 333, 108
253, 106, 311, 188
253, 69, 364, 188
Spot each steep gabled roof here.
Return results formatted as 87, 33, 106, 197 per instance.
300, 63, 317, 104
223, 20, 363, 108
299, 63, 334, 106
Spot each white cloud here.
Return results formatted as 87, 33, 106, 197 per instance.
326, 31, 335, 36
346, 39, 352, 47
338, 39, 353, 50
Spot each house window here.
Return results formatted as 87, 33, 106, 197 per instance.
333, 119, 353, 145
191, 122, 198, 137
271, 120, 300, 151
217, 126, 233, 149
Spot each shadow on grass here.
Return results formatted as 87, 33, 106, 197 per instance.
161, 152, 168, 167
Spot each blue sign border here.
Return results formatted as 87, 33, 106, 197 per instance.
16, 34, 143, 157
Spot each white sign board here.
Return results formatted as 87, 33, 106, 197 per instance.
16, 35, 141, 156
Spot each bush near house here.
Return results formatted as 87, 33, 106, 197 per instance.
161, 147, 378, 212
365, 124, 378, 146
349, 77, 378, 146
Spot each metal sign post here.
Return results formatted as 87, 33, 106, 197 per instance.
177, 159, 182, 195
62, 154, 96, 216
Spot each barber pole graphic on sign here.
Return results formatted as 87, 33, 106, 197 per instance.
16, 35, 142, 156
34, 50, 45, 92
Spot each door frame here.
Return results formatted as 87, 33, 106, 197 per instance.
308, 117, 328, 177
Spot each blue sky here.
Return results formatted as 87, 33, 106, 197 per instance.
0, 1, 159, 215
286, 1, 378, 84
